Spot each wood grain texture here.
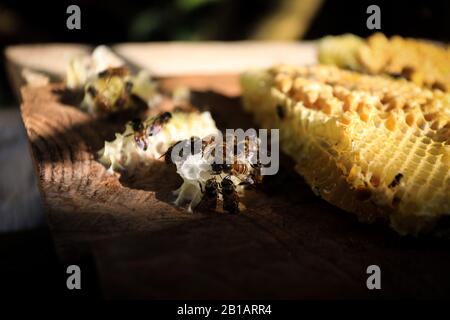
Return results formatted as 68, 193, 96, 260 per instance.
9, 43, 450, 299
20, 83, 199, 259
20, 75, 450, 299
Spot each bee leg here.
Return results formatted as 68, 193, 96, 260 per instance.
223, 201, 239, 214
198, 181, 204, 193
174, 183, 194, 206
174, 192, 188, 207
173, 194, 184, 207
188, 190, 203, 213
172, 186, 182, 196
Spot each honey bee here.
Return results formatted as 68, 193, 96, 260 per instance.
162, 140, 182, 164
126, 112, 173, 151
200, 134, 224, 160
131, 117, 144, 131
162, 135, 203, 164
229, 160, 264, 187
239, 136, 260, 163
388, 173, 404, 188
85, 67, 134, 113
147, 111, 172, 136
220, 176, 240, 214
210, 162, 232, 176
276, 104, 285, 120
129, 118, 149, 150
210, 162, 223, 175
249, 161, 264, 184
238, 175, 256, 186
197, 178, 219, 211
201, 135, 218, 156
230, 162, 251, 176
209, 134, 263, 190
214, 153, 261, 179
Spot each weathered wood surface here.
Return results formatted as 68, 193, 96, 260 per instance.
8, 43, 450, 298
5, 44, 91, 98
6, 42, 316, 96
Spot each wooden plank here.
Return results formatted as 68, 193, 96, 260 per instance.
93, 212, 450, 299
7, 43, 450, 298
19, 81, 201, 260
18, 74, 450, 299
113, 41, 317, 76
5, 44, 91, 98
5, 42, 317, 93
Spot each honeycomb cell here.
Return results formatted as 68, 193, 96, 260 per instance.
241, 65, 450, 235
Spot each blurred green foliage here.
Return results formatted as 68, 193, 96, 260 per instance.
1, 0, 449, 108
176, 0, 220, 12
127, 0, 225, 41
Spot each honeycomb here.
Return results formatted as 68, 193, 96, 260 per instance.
66, 45, 159, 114
241, 65, 450, 235
98, 111, 219, 173
318, 33, 450, 92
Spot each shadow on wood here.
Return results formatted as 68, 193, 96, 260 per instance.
19, 77, 450, 299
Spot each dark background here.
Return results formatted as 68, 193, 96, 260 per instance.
0, 0, 449, 105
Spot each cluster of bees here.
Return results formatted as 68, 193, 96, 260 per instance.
126, 111, 264, 214
165, 133, 263, 214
